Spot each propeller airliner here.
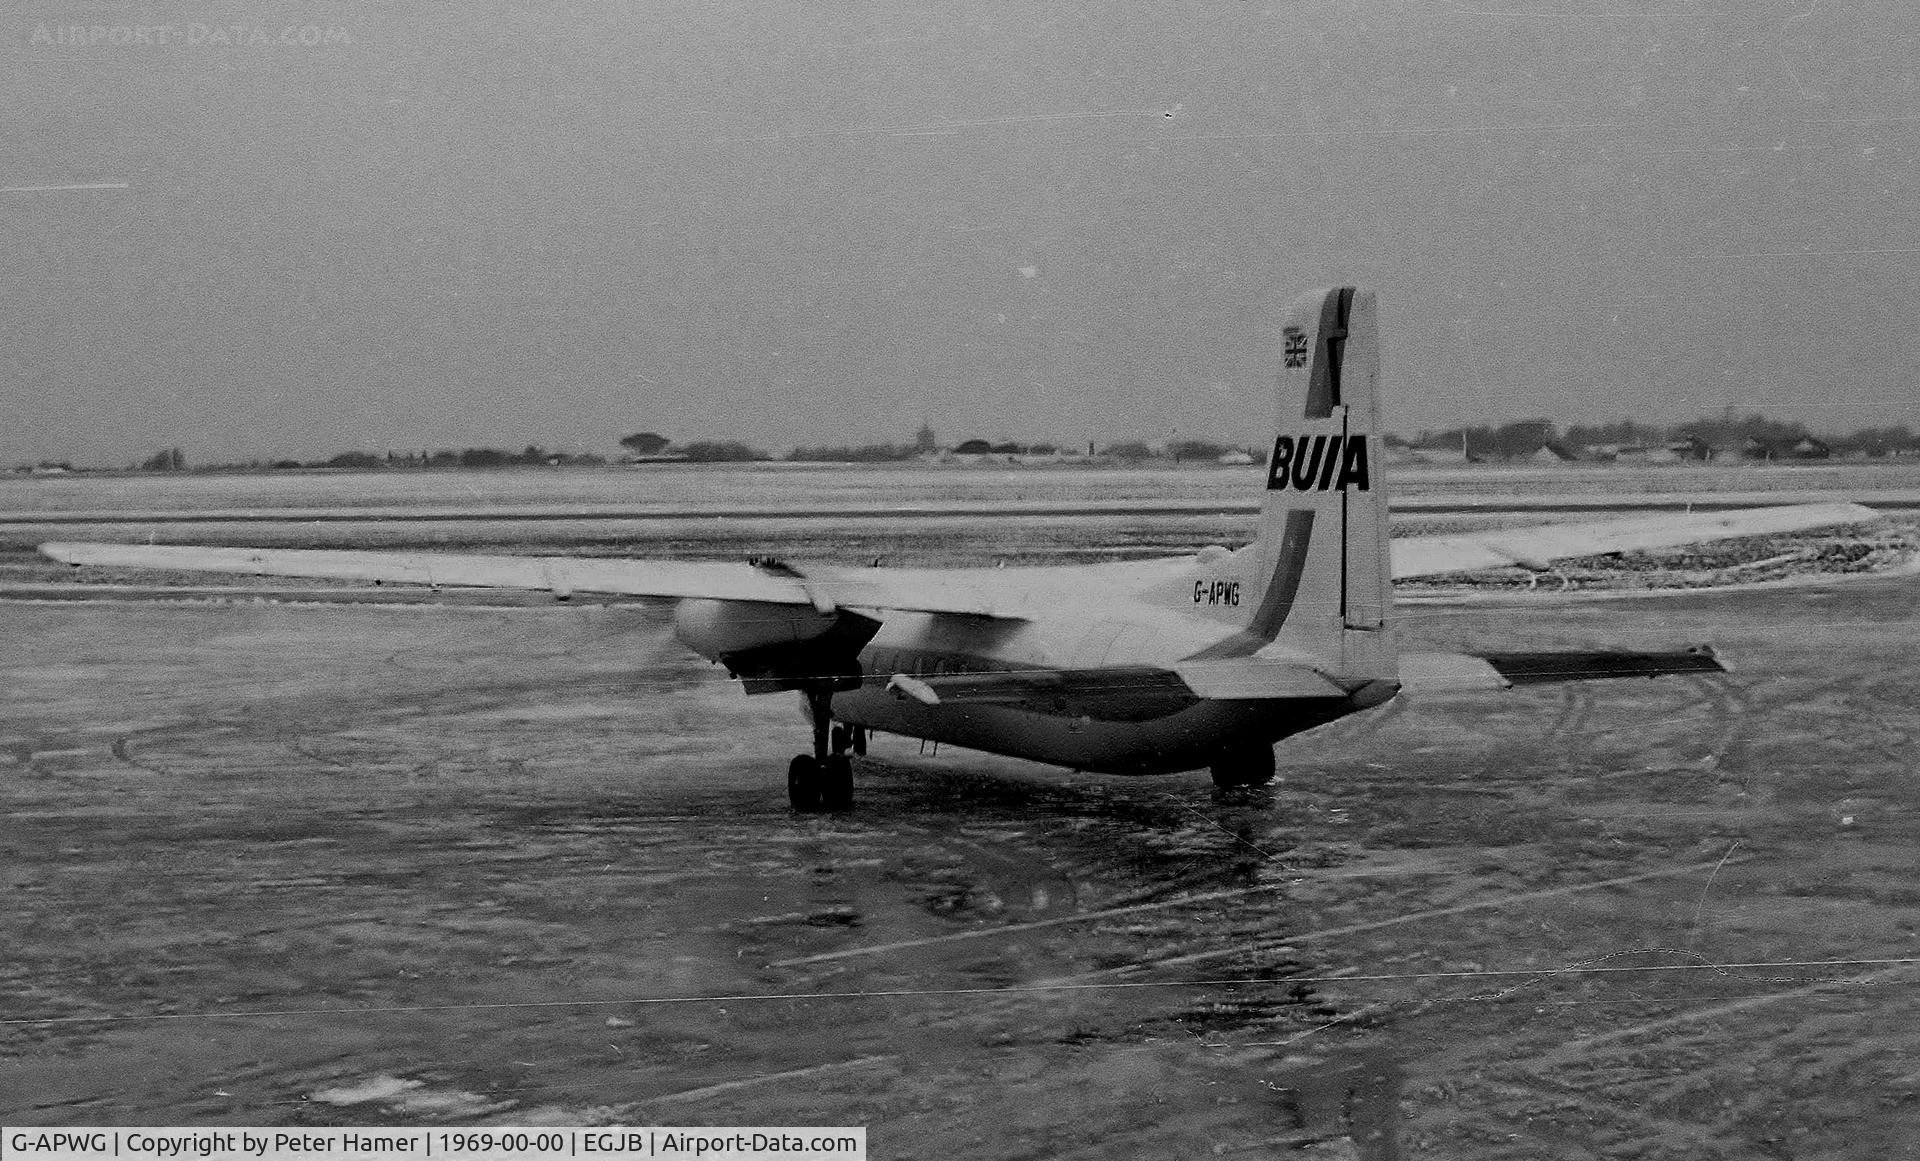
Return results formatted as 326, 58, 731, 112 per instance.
43, 288, 1875, 811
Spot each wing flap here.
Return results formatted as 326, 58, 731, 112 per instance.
1391, 501, 1879, 579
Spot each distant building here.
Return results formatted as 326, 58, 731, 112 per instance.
936, 438, 1085, 465
1787, 436, 1831, 460
1604, 444, 1680, 465
1668, 434, 1714, 462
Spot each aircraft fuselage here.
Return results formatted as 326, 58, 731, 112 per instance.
824, 609, 1364, 775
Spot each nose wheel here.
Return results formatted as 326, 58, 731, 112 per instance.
789, 687, 860, 812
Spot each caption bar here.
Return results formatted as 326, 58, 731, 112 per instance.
2, 1130, 865, 1161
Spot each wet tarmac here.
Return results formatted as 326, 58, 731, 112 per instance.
3, 571, 1916, 1157
4, 468, 1918, 1156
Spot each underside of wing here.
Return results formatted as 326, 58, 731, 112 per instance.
37, 542, 1021, 619
1390, 501, 1879, 580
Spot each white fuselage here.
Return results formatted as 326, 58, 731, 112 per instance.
672, 554, 1380, 776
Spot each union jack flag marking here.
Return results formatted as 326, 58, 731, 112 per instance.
1282, 329, 1309, 369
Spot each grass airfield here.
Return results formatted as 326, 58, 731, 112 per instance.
3, 463, 1918, 1158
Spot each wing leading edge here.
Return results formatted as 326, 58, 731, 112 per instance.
36, 542, 1021, 619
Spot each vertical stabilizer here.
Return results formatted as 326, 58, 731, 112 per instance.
1192, 288, 1395, 684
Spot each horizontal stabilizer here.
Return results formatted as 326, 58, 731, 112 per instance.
1400, 647, 1726, 692
1174, 657, 1350, 700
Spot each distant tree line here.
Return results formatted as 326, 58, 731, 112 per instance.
1401, 414, 1920, 460
949, 439, 1060, 456
126, 446, 611, 473
619, 431, 770, 462
1400, 420, 1563, 460
323, 446, 609, 469
787, 442, 921, 463
52, 411, 1918, 477
1661, 413, 1918, 458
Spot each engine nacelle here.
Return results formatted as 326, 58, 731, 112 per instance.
673, 599, 842, 663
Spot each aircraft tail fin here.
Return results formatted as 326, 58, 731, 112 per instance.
1187, 287, 1395, 686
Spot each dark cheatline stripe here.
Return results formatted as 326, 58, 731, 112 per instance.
1249, 509, 1316, 638
1303, 287, 1352, 419
1189, 509, 1315, 659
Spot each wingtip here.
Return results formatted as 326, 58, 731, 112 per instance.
1690, 643, 1732, 675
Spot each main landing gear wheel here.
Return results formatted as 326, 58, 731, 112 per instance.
818, 754, 854, 812
788, 755, 822, 813
790, 687, 858, 813
1210, 744, 1277, 790
790, 749, 856, 813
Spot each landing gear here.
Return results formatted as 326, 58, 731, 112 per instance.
789, 687, 859, 813
790, 750, 855, 813
832, 723, 866, 756
788, 754, 822, 813
1210, 743, 1277, 790
818, 754, 854, 812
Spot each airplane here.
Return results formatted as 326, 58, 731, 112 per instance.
42, 287, 1877, 812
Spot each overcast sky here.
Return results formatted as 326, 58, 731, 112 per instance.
4, 1, 1917, 465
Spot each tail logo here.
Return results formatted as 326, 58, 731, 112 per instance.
1282, 327, 1309, 369
1266, 434, 1370, 493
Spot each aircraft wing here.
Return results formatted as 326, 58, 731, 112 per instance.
39, 497, 1881, 614
1390, 501, 1878, 580
37, 543, 1020, 619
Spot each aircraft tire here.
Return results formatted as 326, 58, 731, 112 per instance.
788, 754, 823, 813
819, 754, 855, 812
1210, 745, 1276, 789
